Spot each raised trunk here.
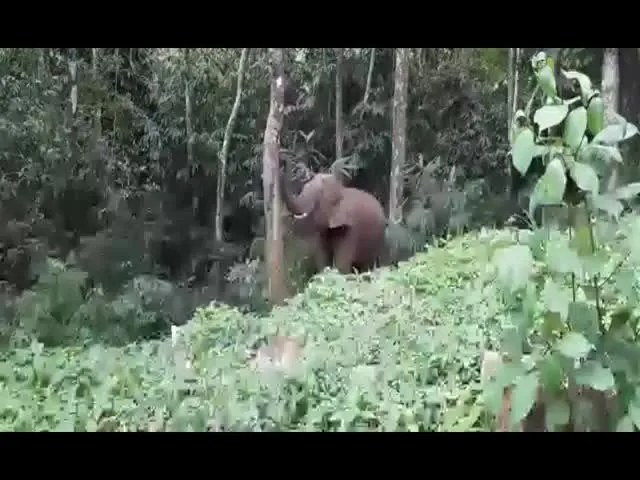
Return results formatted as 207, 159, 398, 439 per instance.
279, 172, 304, 217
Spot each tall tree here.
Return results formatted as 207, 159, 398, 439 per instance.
602, 48, 620, 124
216, 48, 249, 242
335, 48, 344, 163
388, 48, 408, 224
261, 48, 289, 303
183, 48, 196, 215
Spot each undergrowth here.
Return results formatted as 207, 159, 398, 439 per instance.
0, 231, 507, 432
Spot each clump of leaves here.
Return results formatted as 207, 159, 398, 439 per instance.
488, 51, 640, 431
0, 232, 509, 431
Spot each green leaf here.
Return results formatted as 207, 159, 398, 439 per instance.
511, 128, 536, 176
509, 372, 539, 427
529, 157, 566, 219
538, 354, 564, 394
534, 104, 569, 132
535, 64, 557, 100
556, 332, 593, 360
561, 70, 592, 96
546, 234, 582, 275
592, 122, 639, 145
575, 361, 615, 391
568, 302, 600, 345
492, 245, 534, 293
545, 399, 570, 432
569, 162, 599, 195
616, 415, 635, 432
614, 182, 640, 201
563, 107, 588, 152
541, 278, 569, 322
592, 194, 623, 220
587, 95, 605, 136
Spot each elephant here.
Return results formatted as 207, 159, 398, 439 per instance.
280, 171, 388, 275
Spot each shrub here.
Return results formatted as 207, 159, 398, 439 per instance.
486, 51, 640, 431
0, 231, 508, 431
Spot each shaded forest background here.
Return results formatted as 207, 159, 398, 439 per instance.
1, 48, 638, 348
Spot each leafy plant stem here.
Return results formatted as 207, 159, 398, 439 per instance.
567, 207, 577, 302
524, 84, 540, 118
585, 203, 605, 335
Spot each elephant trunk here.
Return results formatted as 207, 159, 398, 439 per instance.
279, 172, 309, 219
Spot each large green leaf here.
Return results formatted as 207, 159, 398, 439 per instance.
493, 245, 534, 293
587, 95, 605, 136
556, 332, 593, 360
575, 361, 615, 392
509, 372, 539, 428
569, 161, 599, 195
535, 64, 557, 99
534, 104, 569, 132
563, 107, 587, 152
541, 278, 569, 322
511, 128, 536, 176
592, 122, 639, 145
529, 157, 566, 219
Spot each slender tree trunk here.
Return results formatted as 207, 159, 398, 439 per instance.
113, 48, 119, 134
262, 48, 289, 303
388, 48, 409, 224
92, 48, 102, 140
602, 48, 621, 193
363, 48, 376, 107
215, 48, 249, 243
602, 48, 620, 124
67, 49, 79, 168
183, 48, 196, 214
335, 48, 344, 162
507, 48, 515, 136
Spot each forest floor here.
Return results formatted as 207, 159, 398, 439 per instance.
0, 229, 513, 431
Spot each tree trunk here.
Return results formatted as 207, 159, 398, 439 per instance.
262, 48, 289, 303
602, 48, 620, 124
91, 48, 102, 140
67, 49, 79, 168
388, 48, 409, 224
183, 48, 196, 215
363, 48, 375, 107
215, 48, 249, 243
335, 48, 344, 163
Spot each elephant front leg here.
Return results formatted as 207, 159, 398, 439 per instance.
333, 233, 357, 274
308, 235, 331, 273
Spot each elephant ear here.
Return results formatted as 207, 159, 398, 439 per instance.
321, 176, 349, 229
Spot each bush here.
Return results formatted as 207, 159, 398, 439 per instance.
3, 260, 178, 348
0, 230, 509, 431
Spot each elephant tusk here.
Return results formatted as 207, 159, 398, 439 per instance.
293, 212, 309, 220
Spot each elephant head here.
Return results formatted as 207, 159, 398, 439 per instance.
280, 172, 348, 231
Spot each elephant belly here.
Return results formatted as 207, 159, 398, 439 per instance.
330, 225, 384, 273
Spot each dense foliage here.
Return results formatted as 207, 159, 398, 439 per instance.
0, 232, 504, 431
2, 48, 640, 431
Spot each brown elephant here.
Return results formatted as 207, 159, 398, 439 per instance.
280, 171, 388, 274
